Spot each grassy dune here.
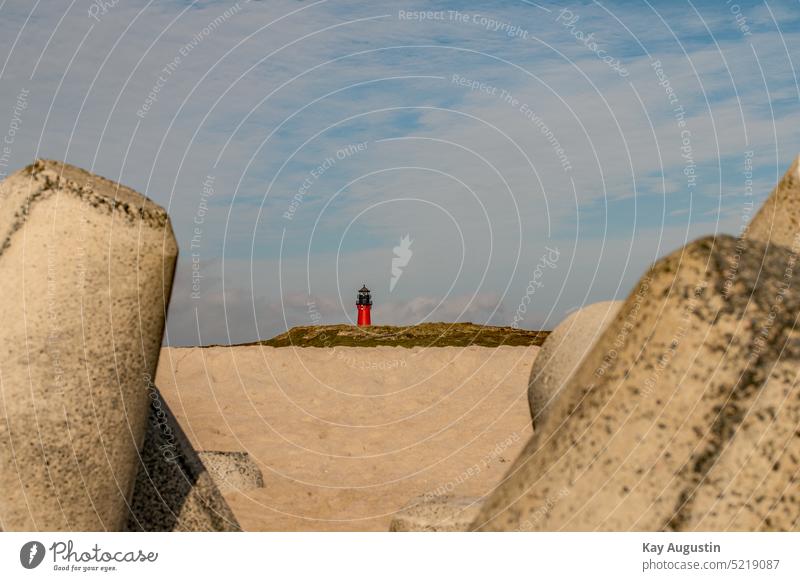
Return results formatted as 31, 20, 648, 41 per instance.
255, 322, 549, 348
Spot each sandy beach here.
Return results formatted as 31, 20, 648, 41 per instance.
155, 345, 538, 531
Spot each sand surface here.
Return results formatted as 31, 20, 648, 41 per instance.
155, 345, 537, 531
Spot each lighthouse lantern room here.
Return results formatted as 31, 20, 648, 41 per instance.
356, 285, 372, 326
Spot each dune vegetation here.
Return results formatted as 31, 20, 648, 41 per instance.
253, 322, 549, 348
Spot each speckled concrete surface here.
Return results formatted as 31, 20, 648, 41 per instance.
475, 236, 800, 531
197, 451, 264, 494
390, 495, 482, 531
0, 160, 177, 530
747, 155, 800, 248
126, 393, 240, 531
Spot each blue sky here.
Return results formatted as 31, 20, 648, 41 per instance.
0, 0, 798, 345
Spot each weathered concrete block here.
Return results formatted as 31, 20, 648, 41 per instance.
475, 235, 800, 531
126, 390, 240, 531
0, 160, 177, 530
747, 155, 800, 249
197, 451, 264, 494
390, 496, 482, 532
528, 301, 622, 429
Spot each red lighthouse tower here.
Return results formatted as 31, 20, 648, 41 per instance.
356, 285, 372, 326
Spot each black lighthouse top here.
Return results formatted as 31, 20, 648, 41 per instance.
357, 285, 372, 306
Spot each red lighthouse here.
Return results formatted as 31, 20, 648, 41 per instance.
356, 285, 372, 326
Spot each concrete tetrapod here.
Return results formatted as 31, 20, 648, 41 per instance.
197, 451, 264, 494
390, 496, 483, 532
528, 301, 622, 430
126, 390, 241, 531
0, 160, 177, 530
747, 155, 800, 249
475, 235, 800, 531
